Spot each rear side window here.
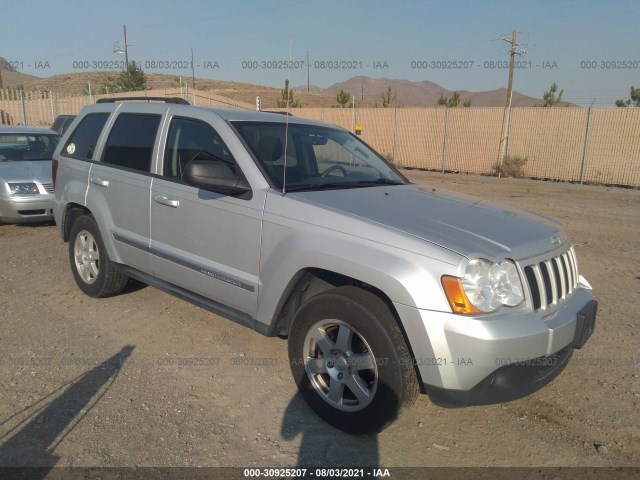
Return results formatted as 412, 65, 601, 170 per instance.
63, 113, 109, 160
102, 114, 161, 172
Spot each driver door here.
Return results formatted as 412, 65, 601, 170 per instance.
149, 115, 262, 316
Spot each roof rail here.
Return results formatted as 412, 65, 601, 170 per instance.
96, 97, 190, 105
265, 111, 294, 116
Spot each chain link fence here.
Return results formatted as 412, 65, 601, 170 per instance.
284, 105, 640, 187
1, 88, 638, 187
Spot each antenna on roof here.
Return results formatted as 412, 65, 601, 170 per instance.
282, 37, 293, 194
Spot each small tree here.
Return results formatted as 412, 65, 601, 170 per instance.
276, 79, 300, 108
99, 62, 147, 94
615, 86, 640, 107
437, 91, 465, 107
118, 62, 147, 91
543, 82, 563, 107
628, 85, 639, 106
336, 89, 350, 108
381, 86, 396, 107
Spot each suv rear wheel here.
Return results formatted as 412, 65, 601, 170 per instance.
69, 215, 129, 297
288, 286, 419, 434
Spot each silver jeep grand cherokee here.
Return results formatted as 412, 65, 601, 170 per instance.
53, 98, 597, 433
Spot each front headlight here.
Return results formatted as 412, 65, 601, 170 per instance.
442, 258, 525, 314
9, 183, 39, 194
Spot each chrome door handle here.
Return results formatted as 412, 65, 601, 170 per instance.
154, 194, 179, 208
90, 177, 109, 187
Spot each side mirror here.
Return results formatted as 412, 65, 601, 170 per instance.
183, 159, 251, 195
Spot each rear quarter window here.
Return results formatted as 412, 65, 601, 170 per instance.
102, 113, 161, 173
63, 113, 109, 160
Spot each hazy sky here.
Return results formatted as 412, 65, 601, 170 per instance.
2, 0, 638, 106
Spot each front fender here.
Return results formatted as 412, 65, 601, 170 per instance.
256, 209, 462, 326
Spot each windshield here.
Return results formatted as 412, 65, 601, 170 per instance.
0, 133, 60, 161
232, 121, 408, 191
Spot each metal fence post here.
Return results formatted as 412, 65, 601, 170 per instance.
19, 89, 27, 126
50, 91, 55, 124
441, 107, 449, 173
579, 107, 593, 184
36, 92, 42, 125
392, 101, 398, 163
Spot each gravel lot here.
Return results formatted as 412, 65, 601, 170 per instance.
0, 171, 639, 469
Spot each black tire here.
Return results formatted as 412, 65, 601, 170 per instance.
68, 215, 129, 297
288, 286, 419, 434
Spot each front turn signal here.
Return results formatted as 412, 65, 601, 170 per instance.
441, 276, 482, 315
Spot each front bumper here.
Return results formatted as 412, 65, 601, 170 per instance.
427, 344, 574, 406
0, 194, 54, 223
394, 278, 596, 403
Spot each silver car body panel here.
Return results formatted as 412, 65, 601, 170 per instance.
394, 280, 593, 390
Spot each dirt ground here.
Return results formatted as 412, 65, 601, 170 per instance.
0, 171, 639, 470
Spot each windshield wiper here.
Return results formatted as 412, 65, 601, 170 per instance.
285, 178, 404, 192
285, 183, 351, 192
353, 178, 405, 186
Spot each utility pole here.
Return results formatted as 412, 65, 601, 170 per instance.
113, 26, 132, 69
497, 31, 524, 176
123, 25, 130, 67
504, 31, 517, 108
306, 51, 310, 93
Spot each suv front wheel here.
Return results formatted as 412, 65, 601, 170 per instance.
68, 215, 129, 297
288, 286, 419, 434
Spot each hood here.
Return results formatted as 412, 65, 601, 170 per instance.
0, 160, 53, 183
291, 184, 567, 260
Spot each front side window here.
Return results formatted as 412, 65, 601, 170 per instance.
163, 117, 236, 180
102, 114, 161, 172
232, 121, 407, 191
62, 113, 108, 161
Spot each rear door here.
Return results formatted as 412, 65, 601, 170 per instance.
150, 113, 262, 316
87, 110, 162, 273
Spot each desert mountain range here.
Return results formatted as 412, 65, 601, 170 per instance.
1, 57, 544, 108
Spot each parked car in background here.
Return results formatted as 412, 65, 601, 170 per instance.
50, 115, 75, 135
0, 126, 60, 224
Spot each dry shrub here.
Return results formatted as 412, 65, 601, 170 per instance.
496, 155, 528, 178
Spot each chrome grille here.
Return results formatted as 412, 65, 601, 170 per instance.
42, 183, 54, 193
523, 246, 579, 311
